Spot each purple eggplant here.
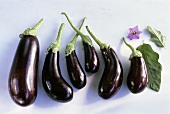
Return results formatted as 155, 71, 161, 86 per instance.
86, 26, 123, 99
62, 12, 100, 73
83, 42, 99, 73
8, 19, 43, 106
42, 23, 73, 102
65, 17, 87, 89
123, 38, 148, 93
66, 50, 86, 89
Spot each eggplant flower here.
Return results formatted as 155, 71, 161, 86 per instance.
128, 26, 142, 40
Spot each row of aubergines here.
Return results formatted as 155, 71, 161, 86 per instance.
8, 12, 148, 107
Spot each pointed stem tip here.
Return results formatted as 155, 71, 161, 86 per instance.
56, 23, 65, 42
32, 18, 44, 32
19, 18, 44, 38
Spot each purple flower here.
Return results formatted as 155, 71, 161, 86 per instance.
128, 26, 142, 40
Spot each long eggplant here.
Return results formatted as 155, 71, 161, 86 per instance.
86, 26, 123, 99
42, 23, 73, 102
8, 19, 43, 106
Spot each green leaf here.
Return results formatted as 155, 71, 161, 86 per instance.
147, 26, 166, 48
137, 43, 162, 92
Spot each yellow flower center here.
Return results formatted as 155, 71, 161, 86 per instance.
132, 31, 136, 35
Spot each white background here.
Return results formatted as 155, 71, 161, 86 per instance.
0, 0, 170, 114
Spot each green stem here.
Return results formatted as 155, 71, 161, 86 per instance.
123, 38, 136, 52
62, 12, 85, 37
123, 38, 142, 59
32, 18, 44, 32
55, 23, 65, 44
70, 17, 87, 44
46, 23, 65, 54
61, 12, 93, 46
86, 26, 108, 49
19, 18, 43, 38
65, 17, 86, 56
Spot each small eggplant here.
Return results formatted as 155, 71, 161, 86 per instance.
62, 12, 100, 73
8, 19, 43, 106
86, 26, 123, 99
42, 23, 73, 102
83, 41, 99, 73
66, 50, 86, 89
65, 17, 87, 89
123, 38, 148, 93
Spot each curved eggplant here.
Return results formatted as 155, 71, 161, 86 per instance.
42, 23, 73, 102
8, 19, 43, 107
98, 47, 123, 99
86, 26, 123, 99
42, 50, 73, 102
127, 57, 148, 93
62, 12, 100, 73
66, 50, 86, 89
83, 42, 100, 73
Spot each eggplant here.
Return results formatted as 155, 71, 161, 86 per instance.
83, 42, 99, 73
62, 12, 100, 73
8, 19, 43, 106
42, 23, 73, 102
66, 50, 86, 89
86, 26, 123, 99
65, 17, 87, 89
123, 38, 148, 93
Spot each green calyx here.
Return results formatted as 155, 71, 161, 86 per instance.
65, 43, 76, 56
65, 17, 87, 56
46, 23, 65, 54
86, 26, 109, 49
123, 38, 142, 60
61, 12, 93, 47
19, 18, 43, 38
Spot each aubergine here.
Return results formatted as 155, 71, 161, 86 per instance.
42, 23, 73, 102
66, 50, 86, 89
8, 19, 43, 106
65, 17, 87, 89
83, 41, 99, 73
99, 47, 123, 99
123, 38, 148, 93
62, 12, 100, 73
86, 26, 123, 99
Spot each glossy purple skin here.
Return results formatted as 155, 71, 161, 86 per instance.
8, 35, 39, 107
98, 47, 123, 99
127, 57, 148, 93
66, 50, 86, 89
83, 42, 100, 73
42, 50, 73, 102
